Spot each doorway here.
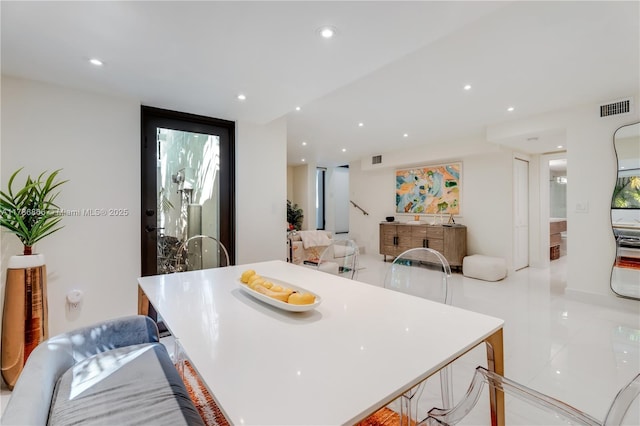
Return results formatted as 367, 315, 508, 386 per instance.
549, 157, 567, 259
141, 106, 235, 277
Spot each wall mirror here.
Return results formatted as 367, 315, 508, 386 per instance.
611, 121, 640, 299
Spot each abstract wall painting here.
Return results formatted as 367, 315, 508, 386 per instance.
395, 163, 461, 214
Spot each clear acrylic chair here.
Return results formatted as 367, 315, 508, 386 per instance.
175, 234, 230, 271
170, 235, 229, 372
384, 247, 453, 424
316, 240, 359, 279
423, 366, 640, 426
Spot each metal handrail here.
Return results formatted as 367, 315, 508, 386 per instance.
350, 200, 369, 216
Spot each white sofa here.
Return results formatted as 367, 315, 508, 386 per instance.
288, 230, 332, 264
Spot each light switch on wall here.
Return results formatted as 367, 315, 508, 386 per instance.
575, 202, 589, 213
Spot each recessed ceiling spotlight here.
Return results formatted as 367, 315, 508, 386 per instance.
358, 122, 364, 127
89, 58, 103, 66
341, 148, 347, 152
302, 141, 307, 146
237, 94, 246, 101
403, 133, 409, 138
557, 145, 564, 149
301, 158, 306, 162
463, 84, 471, 90
319, 26, 336, 39
507, 106, 515, 112
295, 106, 301, 111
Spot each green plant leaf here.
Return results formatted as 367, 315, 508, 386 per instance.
0, 168, 68, 249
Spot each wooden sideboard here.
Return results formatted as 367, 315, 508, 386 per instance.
379, 222, 467, 268
550, 219, 566, 260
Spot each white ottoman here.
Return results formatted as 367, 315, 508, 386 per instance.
463, 255, 507, 282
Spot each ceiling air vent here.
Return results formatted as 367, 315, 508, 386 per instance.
600, 98, 631, 117
372, 155, 382, 165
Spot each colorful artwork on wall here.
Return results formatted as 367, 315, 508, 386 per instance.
395, 163, 461, 214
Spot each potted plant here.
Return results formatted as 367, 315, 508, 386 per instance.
0, 167, 67, 389
0, 168, 67, 255
287, 200, 304, 231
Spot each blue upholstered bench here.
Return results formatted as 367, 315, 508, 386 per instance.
1, 315, 204, 426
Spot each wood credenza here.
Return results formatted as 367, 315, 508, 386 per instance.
379, 222, 467, 268
549, 219, 566, 260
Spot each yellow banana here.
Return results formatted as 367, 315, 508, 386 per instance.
288, 292, 316, 305
241, 269, 256, 283
253, 284, 290, 302
249, 277, 266, 290
247, 274, 262, 285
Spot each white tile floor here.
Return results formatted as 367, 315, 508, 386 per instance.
354, 253, 640, 425
1, 253, 638, 425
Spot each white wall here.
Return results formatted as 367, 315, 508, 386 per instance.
349, 161, 395, 256
349, 143, 516, 268
286, 165, 294, 201
1, 76, 140, 336
487, 99, 640, 303
463, 151, 514, 261
291, 163, 316, 231
236, 118, 287, 263
1, 76, 291, 336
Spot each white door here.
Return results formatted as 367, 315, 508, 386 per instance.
513, 158, 529, 270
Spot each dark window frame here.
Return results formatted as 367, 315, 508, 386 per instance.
140, 106, 235, 276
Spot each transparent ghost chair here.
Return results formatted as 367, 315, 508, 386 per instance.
170, 235, 230, 374
175, 234, 230, 272
384, 247, 453, 424
423, 367, 640, 426
316, 239, 360, 279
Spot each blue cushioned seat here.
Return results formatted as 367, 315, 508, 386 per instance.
1, 315, 204, 426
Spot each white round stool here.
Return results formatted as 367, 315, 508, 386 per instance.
462, 255, 507, 281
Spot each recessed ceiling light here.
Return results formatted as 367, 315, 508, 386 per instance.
341, 148, 347, 152
358, 122, 364, 127
557, 145, 564, 149
237, 94, 246, 101
89, 58, 103, 66
319, 26, 336, 39
403, 133, 409, 138
507, 106, 515, 112
301, 158, 306, 162
463, 84, 471, 90
302, 141, 307, 146
295, 106, 301, 111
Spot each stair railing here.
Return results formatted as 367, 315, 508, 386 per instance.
350, 200, 369, 216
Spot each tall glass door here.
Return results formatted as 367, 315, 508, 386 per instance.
156, 128, 221, 273
141, 106, 235, 277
